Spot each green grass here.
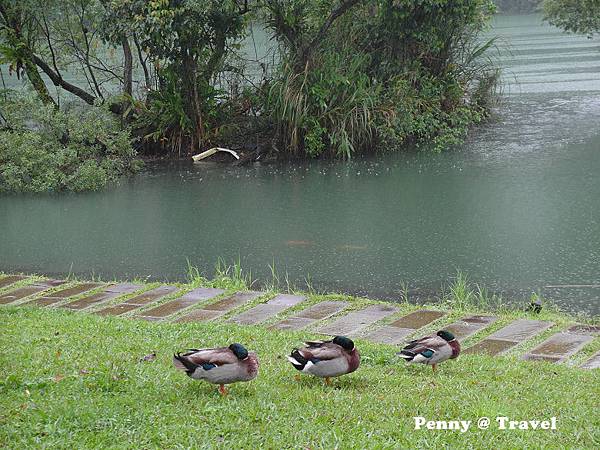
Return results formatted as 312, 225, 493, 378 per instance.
1, 307, 598, 449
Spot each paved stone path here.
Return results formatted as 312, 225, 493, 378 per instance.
0, 279, 66, 305
28, 282, 105, 307
318, 304, 398, 337
360, 309, 445, 344
138, 287, 224, 321
0, 275, 29, 290
270, 301, 348, 331
1, 276, 598, 369
464, 319, 554, 356
442, 315, 498, 340
522, 325, 599, 363
229, 294, 305, 325
61, 283, 144, 311
581, 351, 600, 369
97, 285, 180, 316
177, 291, 263, 323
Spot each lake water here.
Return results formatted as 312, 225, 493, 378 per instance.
1, 14, 599, 315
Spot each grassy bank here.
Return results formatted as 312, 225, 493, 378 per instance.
1, 299, 599, 447
1, 269, 599, 447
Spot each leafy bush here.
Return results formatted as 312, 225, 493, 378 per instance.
265, 0, 499, 158
0, 94, 141, 193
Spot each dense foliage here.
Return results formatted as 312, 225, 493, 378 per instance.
544, 0, 600, 37
0, 93, 140, 193
265, 0, 499, 157
0, 0, 500, 163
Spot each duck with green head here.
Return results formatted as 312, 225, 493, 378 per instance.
397, 330, 460, 373
173, 343, 259, 395
287, 336, 360, 385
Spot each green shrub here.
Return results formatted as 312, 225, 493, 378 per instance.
0, 93, 141, 193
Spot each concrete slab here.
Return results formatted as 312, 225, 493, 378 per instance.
228, 294, 306, 325
442, 315, 498, 340
96, 304, 140, 316
121, 285, 179, 306
522, 332, 594, 363
295, 301, 348, 320
463, 338, 517, 356
361, 325, 415, 345
317, 304, 398, 336
389, 310, 446, 329
271, 301, 348, 331
464, 319, 555, 356
175, 291, 263, 323
581, 351, 600, 369
48, 283, 104, 298
566, 324, 600, 335
203, 291, 263, 311
138, 287, 224, 319
270, 317, 315, 331
486, 319, 554, 341
0, 275, 28, 289
175, 309, 222, 323
28, 297, 65, 307
61, 283, 143, 310
362, 309, 448, 344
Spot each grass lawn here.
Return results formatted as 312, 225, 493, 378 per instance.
0, 306, 598, 449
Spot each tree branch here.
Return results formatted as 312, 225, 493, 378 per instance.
31, 53, 96, 104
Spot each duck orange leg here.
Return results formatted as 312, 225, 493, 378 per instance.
218, 384, 229, 396
432, 364, 437, 374
324, 377, 332, 386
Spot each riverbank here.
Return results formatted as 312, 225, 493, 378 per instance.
1, 304, 598, 448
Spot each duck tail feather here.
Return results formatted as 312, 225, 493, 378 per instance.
288, 349, 308, 371
397, 350, 416, 362
173, 353, 199, 374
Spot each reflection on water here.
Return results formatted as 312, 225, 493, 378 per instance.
1, 15, 599, 315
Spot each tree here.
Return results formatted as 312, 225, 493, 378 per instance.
544, 0, 600, 37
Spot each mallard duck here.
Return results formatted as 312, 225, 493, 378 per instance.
287, 336, 360, 385
173, 343, 259, 395
397, 330, 460, 373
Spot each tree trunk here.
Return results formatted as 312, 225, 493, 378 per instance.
122, 37, 133, 96
181, 53, 203, 153
23, 58, 56, 106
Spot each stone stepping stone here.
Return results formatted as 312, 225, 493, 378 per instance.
26, 282, 105, 307
270, 301, 348, 331
581, 351, 600, 369
137, 287, 224, 320
317, 304, 398, 337
0, 280, 66, 305
0, 275, 29, 290
566, 324, 600, 335
97, 285, 180, 316
61, 283, 144, 311
442, 315, 498, 340
360, 309, 446, 345
228, 294, 305, 325
522, 331, 595, 363
464, 319, 554, 356
176, 291, 263, 323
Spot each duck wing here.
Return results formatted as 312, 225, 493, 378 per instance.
398, 335, 450, 363
173, 347, 238, 371
299, 341, 344, 361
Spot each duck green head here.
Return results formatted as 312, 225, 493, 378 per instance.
333, 336, 355, 351
229, 343, 249, 360
437, 330, 456, 342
